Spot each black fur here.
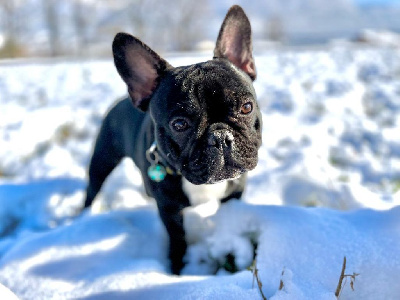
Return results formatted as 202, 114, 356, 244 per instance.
84, 5, 262, 274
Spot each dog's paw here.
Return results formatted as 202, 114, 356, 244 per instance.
208, 234, 256, 273
183, 201, 259, 275
181, 243, 218, 275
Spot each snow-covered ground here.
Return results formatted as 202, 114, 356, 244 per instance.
0, 45, 400, 299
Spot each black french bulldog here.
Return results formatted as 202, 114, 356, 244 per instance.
83, 5, 262, 274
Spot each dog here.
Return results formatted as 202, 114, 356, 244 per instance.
83, 5, 262, 274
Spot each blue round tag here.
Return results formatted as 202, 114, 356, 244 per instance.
147, 164, 167, 182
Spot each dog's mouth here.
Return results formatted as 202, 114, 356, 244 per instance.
181, 153, 252, 185
182, 166, 244, 185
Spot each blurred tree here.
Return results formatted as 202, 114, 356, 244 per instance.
168, 0, 211, 51
118, 0, 210, 52
0, 0, 24, 57
267, 15, 285, 43
72, 0, 99, 56
72, 0, 86, 55
43, 0, 61, 56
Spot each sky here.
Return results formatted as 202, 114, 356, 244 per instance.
355, 0, 400, 6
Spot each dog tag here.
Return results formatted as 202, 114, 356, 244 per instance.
147, 164, 167, 182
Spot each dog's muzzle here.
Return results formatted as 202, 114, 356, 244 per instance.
207, 130, 234, 151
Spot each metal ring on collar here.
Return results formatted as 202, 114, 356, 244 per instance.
146, 142, 159, 164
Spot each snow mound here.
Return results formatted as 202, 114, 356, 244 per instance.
0, 203, 399, 299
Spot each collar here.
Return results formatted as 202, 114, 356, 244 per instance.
146, 142, 180, 182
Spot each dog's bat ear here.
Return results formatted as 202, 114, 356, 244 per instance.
214, 5, 256, 81
112, 33, 170, 111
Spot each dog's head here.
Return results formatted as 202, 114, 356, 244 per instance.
112, 5, 262, 184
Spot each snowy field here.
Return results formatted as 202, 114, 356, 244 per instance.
0, 45, 400, 299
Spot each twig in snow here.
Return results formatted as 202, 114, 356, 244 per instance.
249, 260, 267, 300
335, 256, 360, 299
279, 268, 285, 291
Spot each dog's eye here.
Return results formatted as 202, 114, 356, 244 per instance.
240, 102, 253, 114
171, 118, 189, 132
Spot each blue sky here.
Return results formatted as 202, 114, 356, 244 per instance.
354, 0, 399, 6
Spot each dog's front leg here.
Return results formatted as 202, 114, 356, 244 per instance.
158, 201, 188, 274
148, 177, 190, 275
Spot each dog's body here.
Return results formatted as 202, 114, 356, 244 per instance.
84, 5, 262, 274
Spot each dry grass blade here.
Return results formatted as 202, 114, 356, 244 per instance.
279, 268, 285, 291
249, 260, 267, 300
335, 256, 360, 299
335, 256, 347, 298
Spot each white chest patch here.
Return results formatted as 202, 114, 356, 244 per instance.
182, 178, 229, 244
182, 178, 228, 207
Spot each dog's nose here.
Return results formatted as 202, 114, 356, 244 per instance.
208, 130, 234, 149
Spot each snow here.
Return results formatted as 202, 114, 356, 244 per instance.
1, 45, 400, 299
